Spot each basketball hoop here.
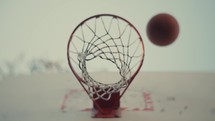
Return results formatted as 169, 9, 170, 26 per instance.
67, 14, 144, 118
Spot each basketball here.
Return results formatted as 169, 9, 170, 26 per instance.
146, 13, 179, 46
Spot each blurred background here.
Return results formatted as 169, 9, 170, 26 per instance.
1, 0, 215, 78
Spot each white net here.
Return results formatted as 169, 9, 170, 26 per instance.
68, 14, 144, 100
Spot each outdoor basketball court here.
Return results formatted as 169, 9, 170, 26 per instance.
1, 1, 215, 121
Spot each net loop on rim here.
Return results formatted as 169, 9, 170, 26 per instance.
68, 14, 144, 101
78, 50, 129, 100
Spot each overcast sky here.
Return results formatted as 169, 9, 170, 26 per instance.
1, 0, 215, 72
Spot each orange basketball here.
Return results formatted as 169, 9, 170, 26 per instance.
146, 13, 179, 46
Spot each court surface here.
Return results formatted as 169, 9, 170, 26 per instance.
0, 71, 215, 121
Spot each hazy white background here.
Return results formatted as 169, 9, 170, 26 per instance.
1, 0, 215, 74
